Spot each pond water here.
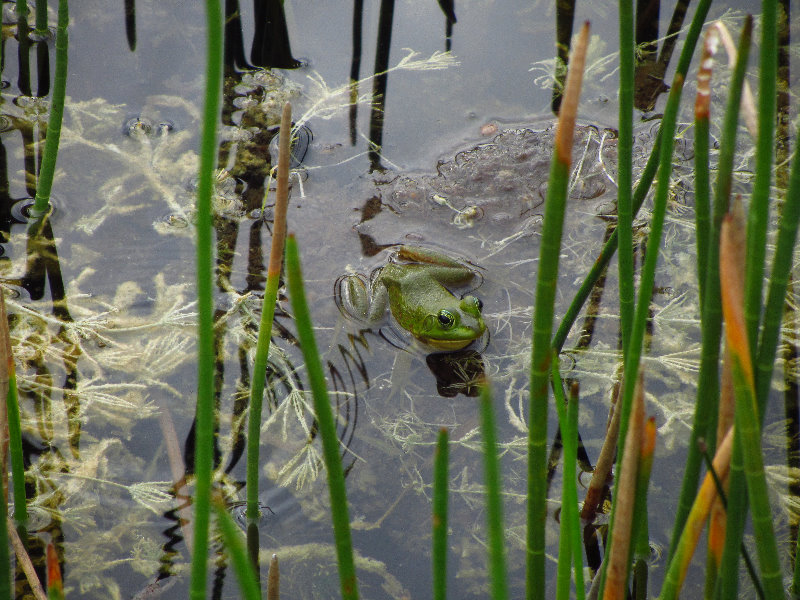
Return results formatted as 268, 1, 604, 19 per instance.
2, 0, 797, 598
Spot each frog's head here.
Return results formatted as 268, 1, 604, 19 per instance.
417, 295, 487, 350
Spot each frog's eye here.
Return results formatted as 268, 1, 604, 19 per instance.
461, 295, 483, 314
437, 309, 456, 329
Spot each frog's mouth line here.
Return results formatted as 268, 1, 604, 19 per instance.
418, 336, 475, 351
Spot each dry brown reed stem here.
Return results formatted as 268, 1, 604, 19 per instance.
7, 518, 46, 600
720, 199, 752, 383
267, 553, 280, 600
694, 24, 718, 121
710, 21, 757, 138
269, 102, 292, 280
670, 425, 734, 589
581, 380, 622, 521
555, 21, 590, 165
602, 374, 645, 600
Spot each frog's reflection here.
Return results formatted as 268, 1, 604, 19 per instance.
425, 349, 485, 398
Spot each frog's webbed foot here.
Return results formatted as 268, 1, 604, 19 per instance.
336, 273, 370, 320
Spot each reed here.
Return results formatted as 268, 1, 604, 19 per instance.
432, 428, 449, 600
667, 15, 753, 563
550, 364, 584, 600
246, 101, 292, 532
189, 0, 223, 598
526, 22, 589, 600
616, 0, 634, 357
719, 204, 784, 599
285, 235, 359, 600
213, 500, 262, 600
31, 0, 68, 215
479, 384, 508, 600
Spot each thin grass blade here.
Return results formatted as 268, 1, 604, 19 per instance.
551, 361, 585, 600
189, 0, 223, 597
213, 501, 262, 600
479, 383, 508, 600
285, 235, 359, 600
432, 428, 449, 600
247, 102, 292, 528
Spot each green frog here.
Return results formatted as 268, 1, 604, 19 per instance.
340, 246, 487, 350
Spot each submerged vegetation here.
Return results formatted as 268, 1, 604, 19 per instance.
1, 0, 800, 599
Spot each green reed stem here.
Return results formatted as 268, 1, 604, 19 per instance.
667, 16, 753, 564
432, 428, 449, 600
754, 28, 797, 416
551, 363, 584, 600
285, 235, 358, 600
527, 23, 589, 600
756, 154, 800, 409
616, 0, 635, 358
213, 501, 262, 600
34, 0, 47, 37
693, 112, 711, 308
32, 0, 68, 215
246, 102, 292, 528
755, 144, 800, 410
717, 433, 746, 600
728, 358, 784, 598
744, 0, 778, 357
612, 70, 684, 573
479, 384, 508, 600
189, 0, 222, 598
551, 0, 712, 353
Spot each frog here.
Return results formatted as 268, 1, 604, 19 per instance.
340, 246, 487, 350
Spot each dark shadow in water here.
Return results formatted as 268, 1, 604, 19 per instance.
349, 0, 364, 146
16, 9, 32, 97
224, 0, 252, 71
125, 0, 136, 51
426, 349, 483, 397
437, 0, 456, 51
368, 0, 395, 172
633, 0, 689, 111
551, 0, 575, 113
250, 0, 302, 69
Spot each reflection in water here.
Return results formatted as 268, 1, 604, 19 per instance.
633, 0, 689, 111
425, 349, 483, 397
368, 0, 396, 172
250, 0, 302, 69
437, 0, 457, 51
124, 0, 136, 52
552, 0, 575, 113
